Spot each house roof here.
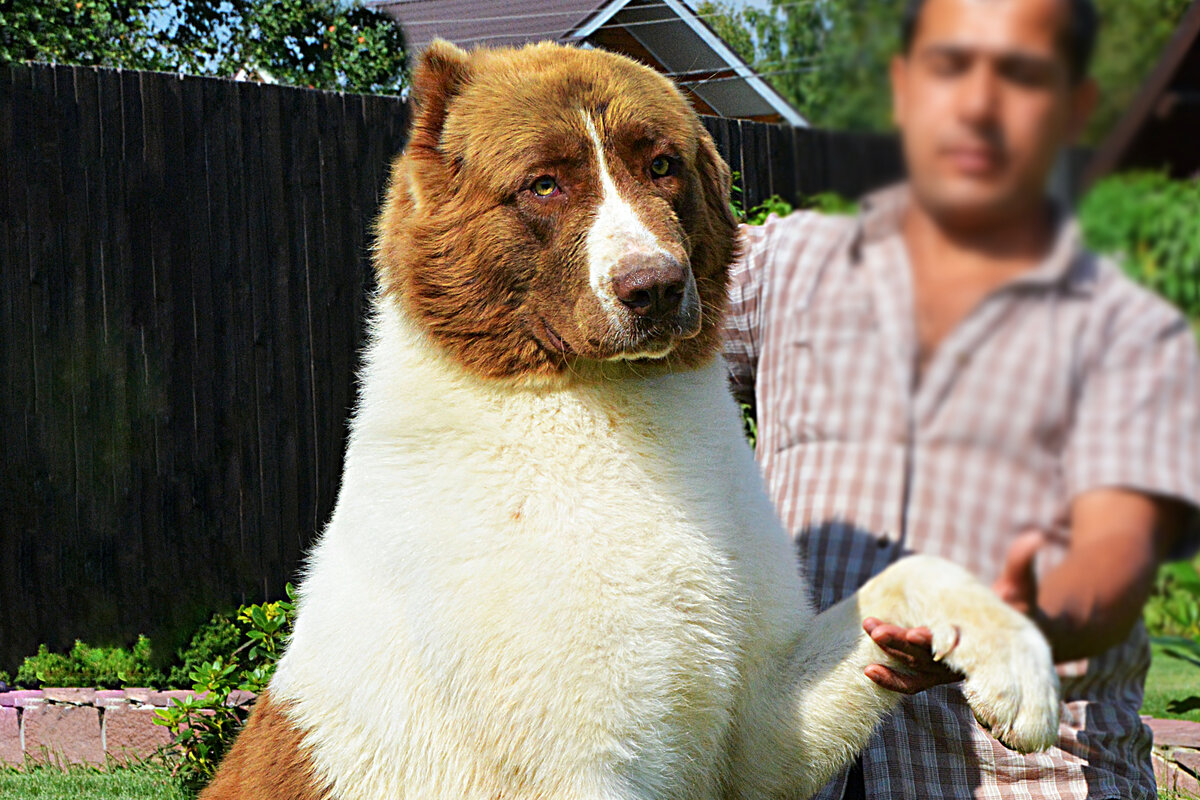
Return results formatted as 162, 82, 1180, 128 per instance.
369, 0, 603, 51
367, 0, 807, 126
1085, 0, 1200, 184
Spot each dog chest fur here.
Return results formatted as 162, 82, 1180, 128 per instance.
270, 302, 810, 799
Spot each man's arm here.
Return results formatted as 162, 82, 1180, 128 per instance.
996, 488, 1188, 663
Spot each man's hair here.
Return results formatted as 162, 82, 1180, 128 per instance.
900, 0, 1099, 83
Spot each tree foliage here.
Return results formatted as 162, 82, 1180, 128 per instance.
1079, 172, 1200, 324
1087, 0, 1194, 142
698, 0, 1192, 140
0, 0, 407, 94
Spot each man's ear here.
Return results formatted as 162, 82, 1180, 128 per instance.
408, 39, 472, 156
890, 54, 908, 129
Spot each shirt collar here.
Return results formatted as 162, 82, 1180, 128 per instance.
852, 182, 1097, 296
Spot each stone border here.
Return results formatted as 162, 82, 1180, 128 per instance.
1146, 717, 1200, 797
0, 688, 255, 767
2, 690, 1198, 791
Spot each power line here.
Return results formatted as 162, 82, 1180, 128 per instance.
370, 0, 827, 48
677, 65, 817, 86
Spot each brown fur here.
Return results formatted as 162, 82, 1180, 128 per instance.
199, 692, 329, 800
375, 40, 739, 380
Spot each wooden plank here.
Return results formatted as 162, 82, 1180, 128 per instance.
316, 91, 354, 548
195, 76, 228, 587
0, 64, 18, 659
54, 65, 100, 613
726, 118, 745, 211
124, 67, 165, 627
240, 79, 272, 605
292, 87, 324, 584
74, 65, 128, 636
263, 81, 301, 600
0, 62, 41, 666
768, 123, 797, 207
88, 67, 136, 639
173, 75, 207, 599
309, 90, 335, 546
750, 120, 773, 209
221, 79, 255, 599
804, 127, 831, 196
28, 64, 73, 645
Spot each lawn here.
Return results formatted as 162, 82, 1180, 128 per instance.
0, 762, 186, 800
1144, 641, 1200, 723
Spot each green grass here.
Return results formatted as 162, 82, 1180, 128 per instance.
0, 761, 187, 800
1143, 641, 1200, 722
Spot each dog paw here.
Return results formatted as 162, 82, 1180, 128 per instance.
861, 556, 1061, 754
952, 620, 1060, 753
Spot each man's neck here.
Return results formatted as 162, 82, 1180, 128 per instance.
901, 196, 1056, 277
900, 194, 1058, 383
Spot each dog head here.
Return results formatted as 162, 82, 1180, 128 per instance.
375, 41, 738, 380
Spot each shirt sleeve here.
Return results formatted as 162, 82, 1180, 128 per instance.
723, 222, 768, 405
1065, 282, 1200, 559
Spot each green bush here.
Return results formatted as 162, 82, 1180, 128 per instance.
730, 183, 857, 227
15, 636, 164, 689
1146, 559, 1200, 667
1079, 172, 1200, 324
167, 614, 242, 689
153, 585, 297, 794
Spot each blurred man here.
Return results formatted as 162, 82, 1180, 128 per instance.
723, 0, 1200, 797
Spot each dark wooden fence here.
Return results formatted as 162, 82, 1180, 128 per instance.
0, 61, 903, 672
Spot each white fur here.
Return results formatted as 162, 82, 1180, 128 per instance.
582, 112, 673, 320
269, 295, 1060, 800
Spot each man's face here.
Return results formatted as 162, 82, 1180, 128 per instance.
891, 0, 1096, 229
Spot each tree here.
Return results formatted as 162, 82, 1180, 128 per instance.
698, 0, 1193, 142
697, 0, 900, 131
1087, 0, 1194, 142
0, 0, 407, 95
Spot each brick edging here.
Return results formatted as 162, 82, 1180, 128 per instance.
1, 691, 1197, 783
0, 688, 256, 766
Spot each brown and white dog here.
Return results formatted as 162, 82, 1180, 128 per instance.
201, 41, 1060, 800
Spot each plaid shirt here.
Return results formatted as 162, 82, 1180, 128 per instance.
723, 186, 1200, 800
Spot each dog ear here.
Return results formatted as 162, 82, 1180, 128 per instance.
408, 39, 472, 155
694, 127, 737, 234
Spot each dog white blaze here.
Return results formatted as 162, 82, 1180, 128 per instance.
582, 111, 673, 317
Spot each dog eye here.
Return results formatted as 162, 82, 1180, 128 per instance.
530, 176, 560, 197
649, 156, 674, 178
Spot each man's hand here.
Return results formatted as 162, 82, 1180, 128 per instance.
862, 618, 963, 694
863, 532, 1046, 693
991, 530, 1046, 617
864, 532, 1045, 693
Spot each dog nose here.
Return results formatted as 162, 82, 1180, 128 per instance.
612, 255, 687, 320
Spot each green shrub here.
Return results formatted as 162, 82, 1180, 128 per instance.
1146, 559, 1200, 674
1079, 172, 1200, 324
154, 585, 296, 794
731, 185, 857, 227
167, 614, 242, 689
15, 636, 163, 688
